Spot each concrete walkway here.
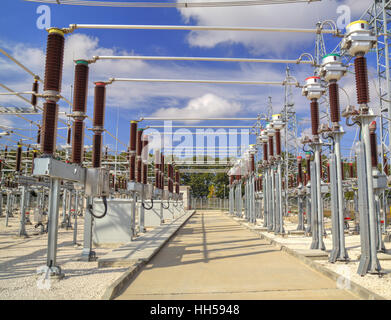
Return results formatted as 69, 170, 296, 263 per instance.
117, 211, 358, 300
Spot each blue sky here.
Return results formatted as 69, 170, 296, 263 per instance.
0, 0, 379, 162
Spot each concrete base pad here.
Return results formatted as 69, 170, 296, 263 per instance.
288, 230, 306, 236
253, 226, 268, 231
297, 249, 329, 260
98, 211, 194, 268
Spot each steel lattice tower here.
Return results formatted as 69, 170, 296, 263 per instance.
282, 66, 298, 215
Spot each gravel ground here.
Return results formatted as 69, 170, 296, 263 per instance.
245, 214, 391, 300
0, 211, 129, 300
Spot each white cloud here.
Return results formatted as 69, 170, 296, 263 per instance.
177, 0, 373, 55
152, 93, 242, 121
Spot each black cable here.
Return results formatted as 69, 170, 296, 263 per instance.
162, 200, 170, 209
142, 199, 154, 210
88, 196, 108, 219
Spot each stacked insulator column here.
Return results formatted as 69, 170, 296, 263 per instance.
31, 78, 39, 108
155, 150, 160, 189
305, 153, 311, 182
15, 143, 22, 173
275, 129, 281, 157
92, 82, 106, 168
175, 171, 180, 194
160, 154, 165, 190
129, 121, 137, 181
297, 156, 303, 186
136, 129, 143, 183
369, 121, 378, 168
41, 28, 65, 156
142, 135, 149, 185
71, 60, 89, 165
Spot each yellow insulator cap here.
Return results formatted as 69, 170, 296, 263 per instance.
131, 120, 138, 124
48, 28, 65, 37
346, 20, 369, 28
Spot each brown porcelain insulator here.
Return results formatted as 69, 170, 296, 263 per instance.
327, 163, 330, 183
72, 62, 89, 113
341, 162, 345, 180
263, 143, 268, 161
93, 84, 106, 127
354, 56, 370, 105
31, 80, 38, 107
306, 158, 311, 180
15, 144, 22, 172
349, 163, 354, 178
130, 121, 137, 151
268, 136, 274, 157
236, 175, 241, 181
136, 158, 142, 183
71, 120, 84, 164
92, 133, 102, 168
129, 155, 136, 181
41, 101, 58, 155
67, 127, 71, 145
250, 154, 255, 172
136, 129, 143, 157
37, 127, 41, 144
310, 99, 319, 136
369, 121, 378, 168
175, 171, 180, 194
297, 157, 303, 185
275, 129, 281, 156
229, 175, 234, 185
328, 81, 340, 123
142, 138, 149, 184
44, 31, 64, 92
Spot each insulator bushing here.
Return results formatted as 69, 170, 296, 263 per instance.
105, 147, 108, 160
93, 83, 106, 127
354, 56, 370, 105
328, 81, 340, 123
15, 144, 22, 172
130, 121, 137, 152
73, 60, 89, 113
268, 136, 274, 157
67, 127, 71, 145
37, 127, 41, 144
142, 138, 149, 184
327, 163, 330, 183
31, 80, 38, 107
297, 157, 303, 185
41, 101, 58, 155
229, 175, 234, 185
250, 154, 255, 172
349, 163, 354, 178
384, 156, 389, 176
263, 143, 268, 161
275, 129, 281, 156
71, 120, 84, 164
310, 99, 319, 136
369, 121, 378, 168
136, 158, 142, 183
92, 133, 102, 168
136, 129, 143, 157
236, 175, 241, 181
4, 146, 7, 160
44, 29, 65, 93
306, 158, 311, 180
175, 171, 180, 194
